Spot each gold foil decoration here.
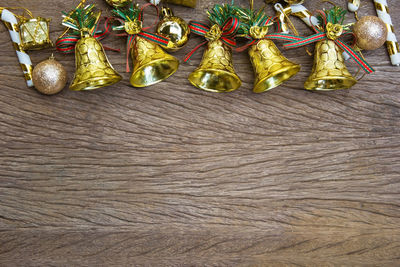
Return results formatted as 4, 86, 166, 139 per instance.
19, 16, 53, 50
304, 39, 357, 91
325, 22, 343, 40
70, 32, 122, 91
0, 7, 53, 50
130, 36, 179, 87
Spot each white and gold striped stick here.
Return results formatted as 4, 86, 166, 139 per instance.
1, 9, 34, 87
348, 0, 361, 12
274, 3, 319, 33
373, 0, 400, 66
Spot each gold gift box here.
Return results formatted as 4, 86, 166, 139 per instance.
19, 17, 53, 50
165, 0, 196, 8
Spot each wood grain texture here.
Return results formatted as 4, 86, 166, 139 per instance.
1, 0, 400, 266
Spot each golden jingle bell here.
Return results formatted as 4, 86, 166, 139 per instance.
123, 19, 179, 87
130, 36, 180, 87
188, 25, 241, 93
305, 39, 357, 91
104, 0, 131, 8
70, 31, 122, 91
19, 16, 53, 50
248, 26, 300, 93
156, 7, 190, 52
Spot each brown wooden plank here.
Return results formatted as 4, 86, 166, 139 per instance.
0, 0, 400, 265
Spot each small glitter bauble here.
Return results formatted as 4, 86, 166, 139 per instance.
156, 7, 190, 52
353, 16, 388, 50
32, 56, 67, 95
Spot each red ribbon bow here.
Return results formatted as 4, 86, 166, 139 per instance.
235, 17, 303, 52
56, 18, 118, 53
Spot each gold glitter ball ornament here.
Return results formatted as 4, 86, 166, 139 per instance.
156, 7, 190, 52
32, 56, 67, 95
353, 16, 388, 51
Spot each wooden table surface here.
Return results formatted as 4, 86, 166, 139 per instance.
1, 0, 400, 266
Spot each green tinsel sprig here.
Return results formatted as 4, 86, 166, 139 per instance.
207, 3, 248, 35
62, 4, 100, 33
232, 6, 273, 36
321, 6, 347, 25
111, 2, 141, 22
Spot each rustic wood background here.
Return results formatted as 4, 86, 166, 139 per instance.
1, 0, 400, 266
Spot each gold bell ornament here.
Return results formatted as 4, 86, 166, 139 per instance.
184, 4, 241, 93
236, 6, 300, 93
156, 7, 190, 52
284, 6, 374, 90
110, 3, 179, 87
56, 2, 122, 91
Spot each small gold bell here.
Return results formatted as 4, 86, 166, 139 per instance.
130, 36, 179, 87
70, 34, 122, 91
305, 39, 357, 90
248, 26, 300, 93
188, 39, 241, 93
156, 7, 190, 52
